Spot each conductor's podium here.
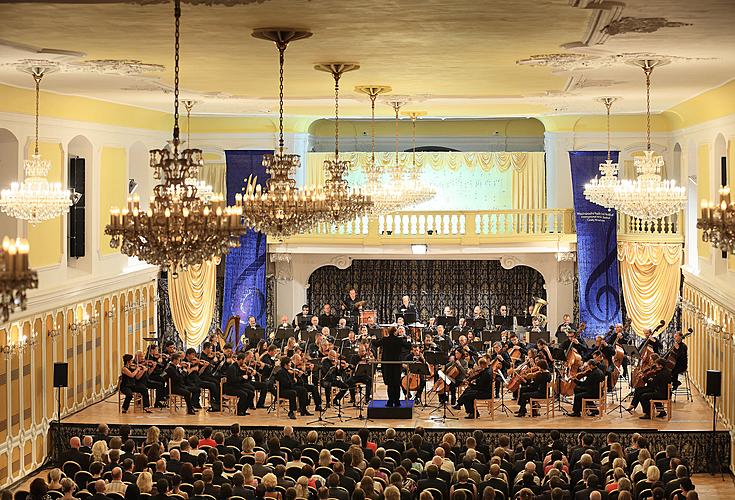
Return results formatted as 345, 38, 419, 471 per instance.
367, 399, 414, 419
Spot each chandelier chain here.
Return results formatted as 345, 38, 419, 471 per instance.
412, 115, 417, 168
278, 41, 285, 152
32, 71, 42, 156
333, 71, 341, 161
645, 65, 652, 151
173, 0, 181, 148
605, 99, 612, 161
370, 93, 376, 168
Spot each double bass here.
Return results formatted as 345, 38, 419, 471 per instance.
631, 320, 666, 388
559, 322, 586, 396
610, 317, 632, 387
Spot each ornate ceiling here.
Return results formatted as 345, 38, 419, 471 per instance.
0, 0, 732, 118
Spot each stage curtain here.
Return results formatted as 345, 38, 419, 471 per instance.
167, 259, 218, 347
307, 259, 546, 323
200, 163, 227, 197
306, 151, 546, 209
617, 242, 682, 336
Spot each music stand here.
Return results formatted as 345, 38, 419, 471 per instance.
297, 319, 309, 332
437, 315, 458, 330
529, 331, 550, 346
396, 312, 417, 325
335, 328, 351, 341
470, 318, 487, 331
450, 329, 464, 342
367, 328, 382, 338
470, 341, 484, 353
346, 363, 373, 422
494, 371, 512, 416
435, 338, 451, 354
424, 351, 447, 410
483, 330, 501, 344
243, 329, 264, 349
429, 369, 459, 422
274, 328, 293, 347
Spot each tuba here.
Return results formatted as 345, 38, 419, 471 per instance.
531, 297, 548, 329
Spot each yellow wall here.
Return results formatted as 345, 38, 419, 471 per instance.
0, 282, 154, 487
539, 114, 673, 133
697, 143, 712, 260
27, 141, 63, 268
309, 118, 546, 138
663, 79, 735, 130
99, 147, 127, 256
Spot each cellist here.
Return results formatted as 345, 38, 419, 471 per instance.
402, 344, 428, 404
490, 341, 512, 399
560, 329, 590, 359
515, 359, 552, 417
606, 322, 630, 377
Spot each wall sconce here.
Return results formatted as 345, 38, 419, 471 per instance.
47, 321, 62, 341
104, 305, 117, 319
123, 300, 145, 313
1, 332, 38, 359
68, 312, 100, 334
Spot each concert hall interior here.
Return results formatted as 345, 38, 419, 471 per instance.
0, 0, 735, 498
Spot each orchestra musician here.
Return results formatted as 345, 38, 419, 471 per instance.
183, 348, 215, 412
535, 339, 553, 365
455, 357, 493, 419
372, 326, 411, 407
560, 328, 590, 360
242, 349, 269, 408
144, 345, 168, 407
568, 360, 605, 417
468, 305, 486, 331
669, 331, 689, 390
640, 327, 662, 354
223, 353, 254, 416
321, 350, 349, 407
434, 324, 450, 352
606, 323, 631, 377
341, 288, 362, 318
292, 304, 311, 330
422, 333, 438, 352
245, 315, 260, 331
443, 347, 468, 407
529, 316, 543, 333
423, 317, 437, 334
120, 354, 152, 413
555, 314, 574, 345
259, 344, 279, 385
275, 356, 311, 419
275, 315, 291, 331
494, 305, 513, 331
628, 357, 671, 419
518, 304, 536, 328
292, 353, 323, 412
505, 333, 527, 367
347, 343, 374, 403
165, 353, 197, 415
591, 347, 615, 392
319, 304, 339, 329
490, 341, 512, 399
515, 359, 552, 417
305, 315, 320, 333
341, 330, 360, 354
456, 335, 477, 363
198, 342, 223, 411
402, 344, 428, 404
397, 295, 417, 323
452, 318, 472, 336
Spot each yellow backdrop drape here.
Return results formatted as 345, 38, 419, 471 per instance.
168, 259, 218, 347
306, 151, 546, 209
200, 163, 227, 198
617, 242, 682, 336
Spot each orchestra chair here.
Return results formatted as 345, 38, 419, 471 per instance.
220, 379, 239, 415
117, 376, 143, 413
673, 371, 693, 402
473, 379, 495, 421
168, 381, 186, 414
274, 381, 291, 417
581, 379, 607, 419
529, 380, 555, 418
650, 383, 673, 421
201, 387, 211, 410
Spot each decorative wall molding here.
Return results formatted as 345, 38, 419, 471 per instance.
499, 255, 520, 270
602, 17, 692, 36
330, 255, 353, 270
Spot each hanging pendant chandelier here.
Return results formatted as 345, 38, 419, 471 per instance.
354, 85, 409, 216
105, 0, 246, 276
610, 60, 686, 221
584, 97, 621, 209
314, 63, 373, 224
0, 67, 75, 224
0, 236, 38, 322
182, 100, 215, 203
403, 110, 436, 205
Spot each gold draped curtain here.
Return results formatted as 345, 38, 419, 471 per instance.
200, 163, 227, 197
305, 151, 546, 209
617, 241, 682, 336
167, 259, 218, 347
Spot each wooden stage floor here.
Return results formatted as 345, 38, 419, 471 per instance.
65, 379, 726, 432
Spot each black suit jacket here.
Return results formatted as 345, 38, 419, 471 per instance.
372, 334, 411, 362
381, 439, 405, 454
417, 478, 449, 500
61, 449, 90, 469
326, 440, 350, 452
280, 436, 301, 451
224, 435, 242, 449
575, 488, 608, 500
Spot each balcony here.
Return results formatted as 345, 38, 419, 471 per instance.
616, 211, 684, 243
277, 208, 577, 247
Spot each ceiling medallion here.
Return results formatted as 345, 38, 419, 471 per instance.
354, 84, 410, 216
315, 63, 373, 225
105, 0, 246, 276
0, 66, 76, 224
608, 59, 686, 221
583, 97, 621, 209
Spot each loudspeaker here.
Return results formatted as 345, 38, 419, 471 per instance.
706, 370, 721, 397
53, 362, 68, 388
68, 156, 85, 258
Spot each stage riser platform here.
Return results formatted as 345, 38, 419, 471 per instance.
367, 400, 414, 419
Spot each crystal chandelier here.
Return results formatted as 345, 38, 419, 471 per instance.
0, 68, 74, 224
0, 236, 38, 322
315, 63, 373, 224
611, 60, 686, 221
105, 0, 246, 276
584, 97, 620, 209
354, 85, 410, 216
698, 186, 735, 254
403, 110, 436, 205
241, 29, 346, 238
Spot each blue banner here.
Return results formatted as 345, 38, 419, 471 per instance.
569, 151, 622, 337
222, 150, 272, 340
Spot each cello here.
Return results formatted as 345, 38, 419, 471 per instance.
610, 317, 631, 387
631, 320, 666, 388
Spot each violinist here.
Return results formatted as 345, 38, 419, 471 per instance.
441, 347, 468, 407
632, 357, 671, 419
199, 342, 223, 411
402, 345, 428, 404
321, 350, 349, 407
259, 344, 279, 382
568, 360, 605, 417
163, 340, 176, 358
223, 353, 254, 416
183, 348, 216, 412
144, 345, 168, 408
292, 353, 323, 412
242, 349, 269, 408
455, 357, 493, 419
165, 353, 196, 414
669, 331, 688, 390
275, 356, 311, 419
490, 341, 512, 399
347, 343, 374, 403
515, 359, 552, 417
120, 354, 152, 414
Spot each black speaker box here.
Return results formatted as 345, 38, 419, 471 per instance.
68, 156, 85, 258
53, 362, 68, 388
706, 369, 721, 397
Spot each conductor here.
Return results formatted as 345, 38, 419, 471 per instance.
372, 326, 411, 407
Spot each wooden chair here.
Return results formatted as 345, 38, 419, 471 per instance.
220, 379, 239, 415
581, 379, 606, 419
168, 381, 186, 414
473, 378, 495, 420
673, 371, 693, 402
650, 383, 672, 421
529, 381, 554, 418
201, 387, 211, 410
275, 382, 291, 417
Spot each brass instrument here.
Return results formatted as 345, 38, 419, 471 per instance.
530, 297, 548, 329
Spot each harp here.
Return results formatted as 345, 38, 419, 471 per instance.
223, 315, 241, 350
